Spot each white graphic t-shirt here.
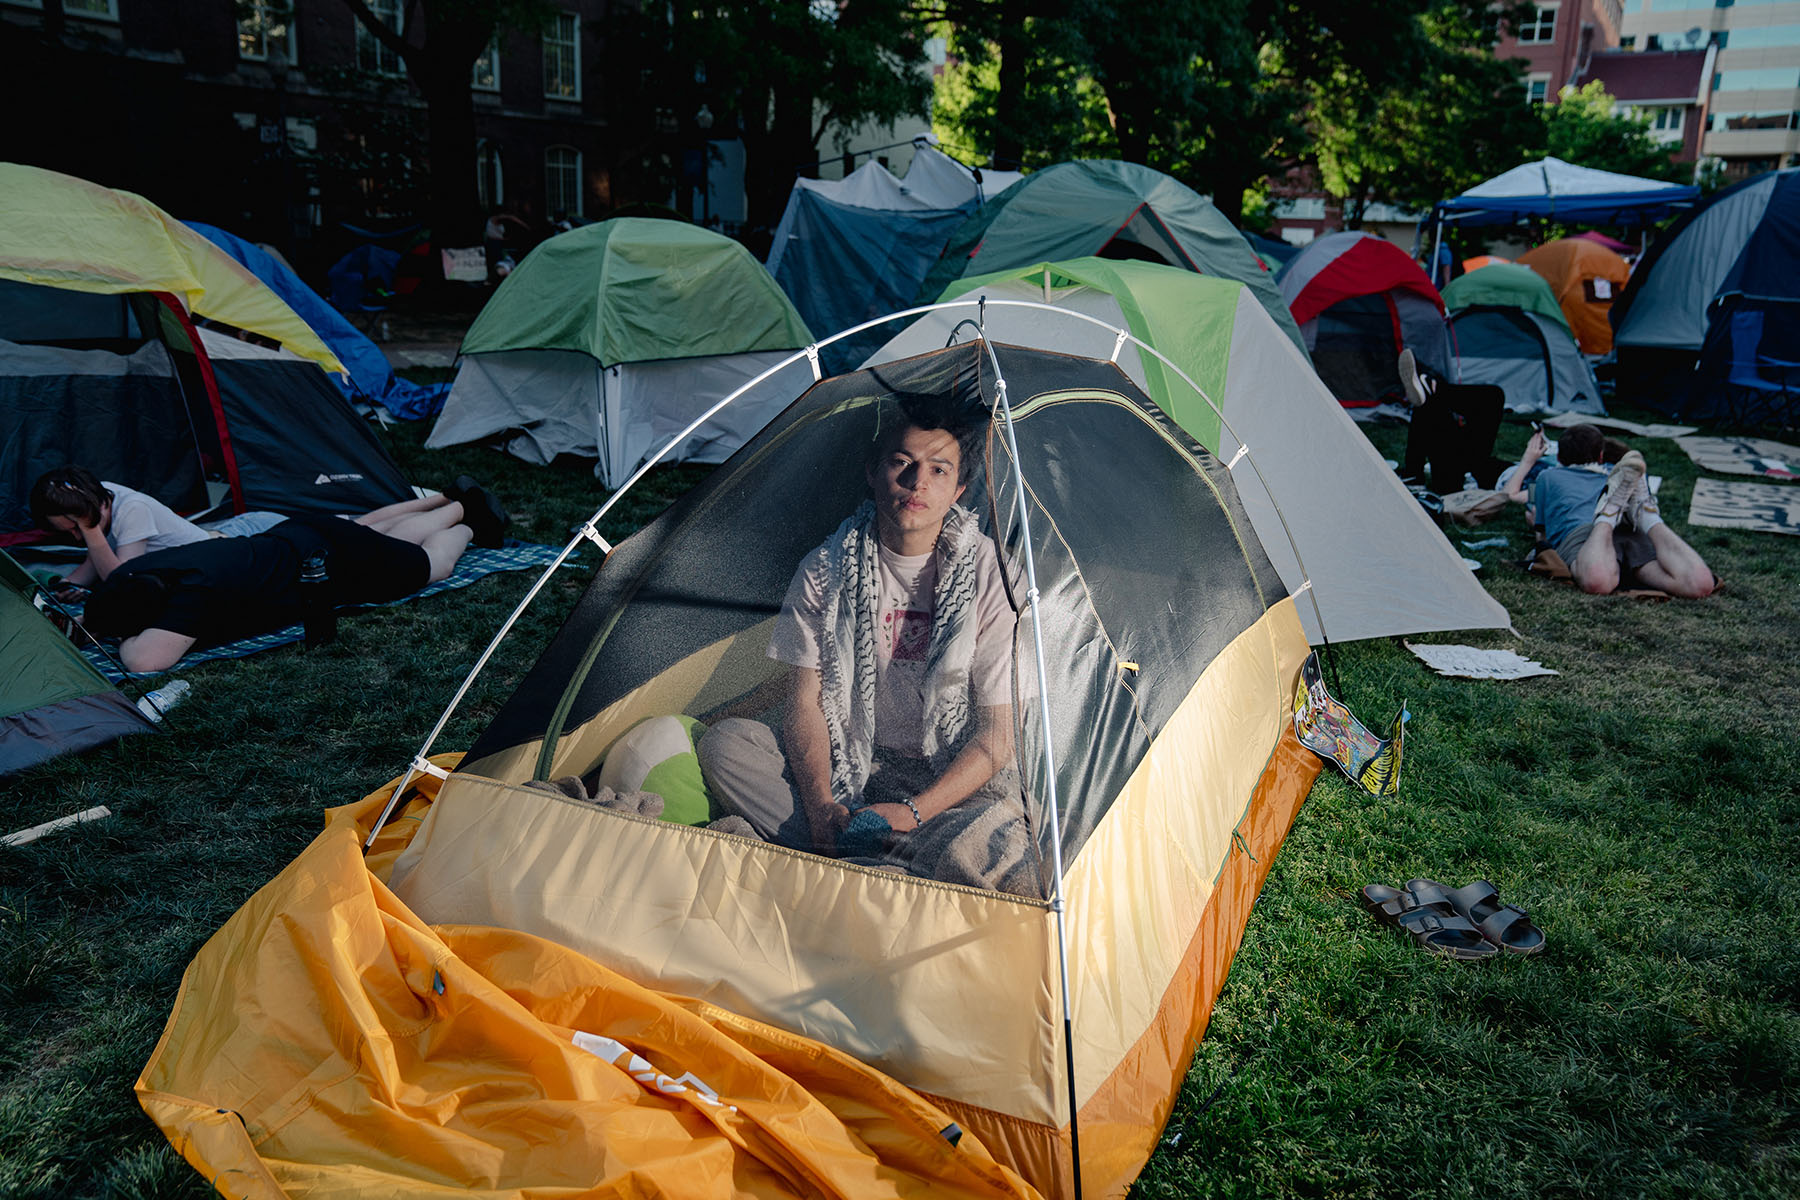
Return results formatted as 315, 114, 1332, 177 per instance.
770, 534, 1013, 758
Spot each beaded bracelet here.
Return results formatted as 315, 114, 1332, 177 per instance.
900, 796, 924, 828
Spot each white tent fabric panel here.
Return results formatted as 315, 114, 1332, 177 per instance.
1614, 174, 1778, 351
429, 350, 602, 466
902, 147, 1024, 208
862, 283, 1511, 644
862, 281, 1150, 386
1218, 290, 1509, 644
599, 352, 817, 486
431, 349, 818, 485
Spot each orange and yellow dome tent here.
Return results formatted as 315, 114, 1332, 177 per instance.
137, 333, 1321, 1198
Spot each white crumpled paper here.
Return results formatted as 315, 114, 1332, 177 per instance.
1404, 641, 1559, 680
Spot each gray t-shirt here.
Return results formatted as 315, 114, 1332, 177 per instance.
1531, 464, 1609, 552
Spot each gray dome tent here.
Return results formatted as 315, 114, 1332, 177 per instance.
1443, 264, 1603, 415
914, 160, 1304, 353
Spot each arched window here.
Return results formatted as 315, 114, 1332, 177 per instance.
477, 142, 504, 210
546, 146, 582, 219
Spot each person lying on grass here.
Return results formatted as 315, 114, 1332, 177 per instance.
81, 488, 508, 674
29, 465, 289, 600
695, 397, 1024, 871
1506, 423, 1716, 598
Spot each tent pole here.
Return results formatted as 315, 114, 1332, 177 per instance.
1431, 214, 1447, 289
368, 297, 1346, 847
979, 335, 1085, 1200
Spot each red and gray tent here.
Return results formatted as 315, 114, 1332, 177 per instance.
1278, 231, 1450, 408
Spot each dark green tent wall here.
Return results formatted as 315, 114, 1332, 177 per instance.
0, 551, 155, 775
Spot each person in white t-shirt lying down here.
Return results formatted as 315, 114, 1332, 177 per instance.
696, 398, 1025, 867
28, 466, 510, 604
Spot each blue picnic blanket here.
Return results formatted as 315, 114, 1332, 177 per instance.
81, 541, 572, 683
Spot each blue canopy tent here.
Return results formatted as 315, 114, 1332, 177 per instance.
186, 223, 450, 420
1423, 158, 1698, 286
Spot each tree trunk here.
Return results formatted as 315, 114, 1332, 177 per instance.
418, 57, 482, 251
1210, 163, 1249, 227
743, 84, 815, 231
992, 0, 1028, 169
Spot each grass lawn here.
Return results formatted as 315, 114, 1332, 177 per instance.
1, 404, 1795, 1198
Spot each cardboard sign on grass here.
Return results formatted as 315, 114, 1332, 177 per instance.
1675, 436, 1800, 479
1688, 478, 1800, 535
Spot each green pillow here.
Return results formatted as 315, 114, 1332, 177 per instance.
596, 715, 714, 826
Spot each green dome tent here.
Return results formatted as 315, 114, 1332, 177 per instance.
1441, 263, 1571, 332
428, 219, 817, 486
1443, 264, 1603, 417
914, 161, 1305, 354
0, 551, 154, 774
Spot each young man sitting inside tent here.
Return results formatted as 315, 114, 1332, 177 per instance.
1506, 423, 1716, 598
81, 488, 509, 673
692, 396, 1037, 895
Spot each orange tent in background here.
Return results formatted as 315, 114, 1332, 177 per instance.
1517, 238, 1631, 354
1461, 255, 1510, 272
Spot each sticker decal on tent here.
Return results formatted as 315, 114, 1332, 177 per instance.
1293, 651, 1407, 795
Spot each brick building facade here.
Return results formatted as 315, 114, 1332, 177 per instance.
1, 0, 629, 276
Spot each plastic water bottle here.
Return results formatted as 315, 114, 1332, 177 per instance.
136, 679, 191, 722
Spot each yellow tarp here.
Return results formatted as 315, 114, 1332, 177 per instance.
136, 760, 1041, 1200
0, 163, 344, 374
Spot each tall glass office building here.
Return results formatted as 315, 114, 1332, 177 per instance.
1621, 0, 1800, 174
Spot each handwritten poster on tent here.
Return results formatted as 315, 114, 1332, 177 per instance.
1293, 651, 1408, 795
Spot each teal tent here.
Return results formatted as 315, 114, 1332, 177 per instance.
1442, 263, 1571, 332
914, 161, 1304, 353
1444, 264, 1603, 416
428, 219, 817, 485
0, 551, 154, 775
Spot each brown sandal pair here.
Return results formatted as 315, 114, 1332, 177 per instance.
1359, 878, 1545, 960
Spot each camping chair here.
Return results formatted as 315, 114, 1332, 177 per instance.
1723, 308, 1800, 429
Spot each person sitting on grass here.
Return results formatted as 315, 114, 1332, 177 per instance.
1507, 423, 1716, 598
29, 466, 288, 600
695, 397, 1022, 871
81, 487, 509, 674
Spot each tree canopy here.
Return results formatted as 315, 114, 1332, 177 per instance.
1543, 81, 1693, 183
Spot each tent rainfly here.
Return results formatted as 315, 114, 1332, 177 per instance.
1612, 167, 1800, 422
141, 327, 1329, 1200
1515, 238, 1630, 355
1278, 231, 1451, 409
1443, 263, 1605, 416
428, 218, 819, 485
0, 549, 155, 775
0, 164, 411, 539
766, 143, 1022, 369
871, 258, 1511, 644
915, 160, 1306, 354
